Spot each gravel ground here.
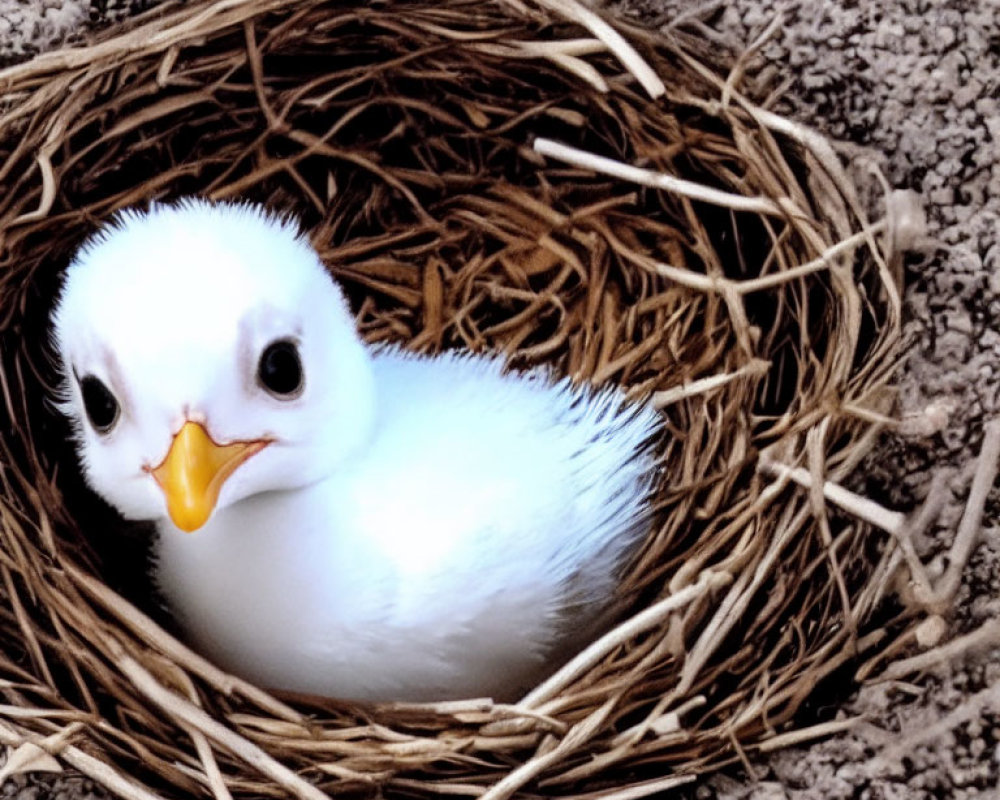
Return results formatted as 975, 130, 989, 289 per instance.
1, 0, 999, 798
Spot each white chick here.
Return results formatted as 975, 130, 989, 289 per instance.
51, 200, 660, 702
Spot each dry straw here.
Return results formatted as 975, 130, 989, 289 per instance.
0, 0, 911, 797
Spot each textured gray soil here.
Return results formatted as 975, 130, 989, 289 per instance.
1, 0, 999, 798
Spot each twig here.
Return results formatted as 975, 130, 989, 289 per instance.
0, 719, 164, 800
807, 420, 857, 633
923, 418, 1000, 610
758, 459, 906, 536
0, 0, 290, 85
61, 745, 168, 800
527, 0, 665, 98
652, 359, 769, 408
533, 137, 785, 216
479, 699, 616, 800
109, 642, 327, 800
721, 12, 784, 109
518, 570, 730, 709
175, 668, 235, 800
893, 471, 949, 602
661, 0, 725, 31
755, 716, 862, 753
876, 618, 1000, 682
649, 222, 888, 295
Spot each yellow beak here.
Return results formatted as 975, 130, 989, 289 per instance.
150, 421, 270, 533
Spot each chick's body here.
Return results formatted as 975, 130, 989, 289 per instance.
52, 200, 660, 702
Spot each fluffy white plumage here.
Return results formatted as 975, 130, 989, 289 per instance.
51, 200, 661, 702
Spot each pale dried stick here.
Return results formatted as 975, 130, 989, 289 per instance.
894, 470, 950, 602
474, 38, 611, 90
876, 618, 1000, 682
924, 418, 1000, 610
543, 53, 609, 92
661, 0, 725, 30
650, 223, 886, 295
750, 106, 903, 316
756, 717, 862, 753
853, 485, 942, 619
61, 746, 168, 800
0, 722, 81, 782
518, 570, 730, 709
610, 695, 706, 746
187, 728, 234, 800
652, 359, 770, 409
807, 419, 856, 633
757, 459, 906, 536
533, 137, 784, 216
108, 642, 328, 800
721, 12, 785, 109
389, 777, 490, 796
175, 668, 235, 800
527, 0, 665, 98
0, 0, 286, 84
514, 38, 609, 57
479, 698, 616, 800
0, 719, 164, 800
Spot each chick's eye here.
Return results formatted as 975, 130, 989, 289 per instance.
258, 340, 303, 398
79, 375, 120, 433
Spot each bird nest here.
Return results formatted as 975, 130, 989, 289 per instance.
0, 0, 908, 797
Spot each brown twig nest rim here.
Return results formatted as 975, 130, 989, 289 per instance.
0, 1, 906, 798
